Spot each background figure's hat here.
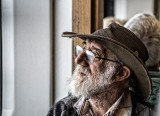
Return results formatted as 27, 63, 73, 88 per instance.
62, 23, 152, 100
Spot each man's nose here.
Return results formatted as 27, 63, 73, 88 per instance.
75, 52, 89, 67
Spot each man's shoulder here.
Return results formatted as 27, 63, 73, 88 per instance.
59, 95, 79, 108
47, 95, 79, 116
134, 101, 155, 116
130, 91, 155, 116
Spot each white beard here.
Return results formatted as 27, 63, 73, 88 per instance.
68, 64, 118, 97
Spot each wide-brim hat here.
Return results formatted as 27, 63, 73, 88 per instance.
62, 23, 152, 100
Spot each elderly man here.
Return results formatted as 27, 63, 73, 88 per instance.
124, 13, 160, 105
47, 23, 153, 116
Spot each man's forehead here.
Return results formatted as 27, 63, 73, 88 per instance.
83, 39, 104, 49
83, 39, 117, 59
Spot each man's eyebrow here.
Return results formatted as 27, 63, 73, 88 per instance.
92, 46, 101, 52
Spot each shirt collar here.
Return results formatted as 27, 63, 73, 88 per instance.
104, 90, 132, 116
73, 97, 92, 115
73, 90, 132, 116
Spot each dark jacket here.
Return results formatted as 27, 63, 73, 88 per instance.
47, 95, 154, 116
47, 96, 78, 116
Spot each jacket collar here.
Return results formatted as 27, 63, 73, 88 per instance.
73, 90, 132, 116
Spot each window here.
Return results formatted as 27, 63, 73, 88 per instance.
0, 0, 2, 114
72, 0, 104, 70
104, 0, 114, 18
154, 0, 160, 20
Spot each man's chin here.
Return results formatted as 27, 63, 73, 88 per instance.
69, 84, 103, 98
68, 82, 94, 97
70, 92, 95, 98
69, 82, 113, 98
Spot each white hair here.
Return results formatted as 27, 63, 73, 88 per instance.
67, 63, 118, 97
124, 13, 160, 67
103, 16, 127, 28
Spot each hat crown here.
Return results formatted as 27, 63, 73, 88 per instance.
92, 23, 149, 63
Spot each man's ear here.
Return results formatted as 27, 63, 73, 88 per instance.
115, 66, 131, 82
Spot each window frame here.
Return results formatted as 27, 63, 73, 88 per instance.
154, 0, 160, 20
72, 0, 104, 70
0, 0, 2, 114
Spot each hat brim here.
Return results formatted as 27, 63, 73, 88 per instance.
62, 32, 152, 100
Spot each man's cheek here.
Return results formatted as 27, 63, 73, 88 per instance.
90, 65, 99, 75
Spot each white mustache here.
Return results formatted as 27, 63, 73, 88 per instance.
68, 63, 118, 97
74, 65, 91, 77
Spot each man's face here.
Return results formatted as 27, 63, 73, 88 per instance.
68, 39, 120, 97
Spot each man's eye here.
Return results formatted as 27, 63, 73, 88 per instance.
94, 57, 100, 61
94, 52, 100, 57
94, 54, 99, 57
94, 53, 100, 59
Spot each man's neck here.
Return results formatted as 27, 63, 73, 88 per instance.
89, 81, 128, 116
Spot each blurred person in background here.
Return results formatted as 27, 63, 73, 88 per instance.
103, 16, 127, 28
124, 13, 160, 112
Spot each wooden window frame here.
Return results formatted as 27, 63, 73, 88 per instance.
154, 0, 160, 20
72, 0, 104, 70
0, 0, 2, 114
